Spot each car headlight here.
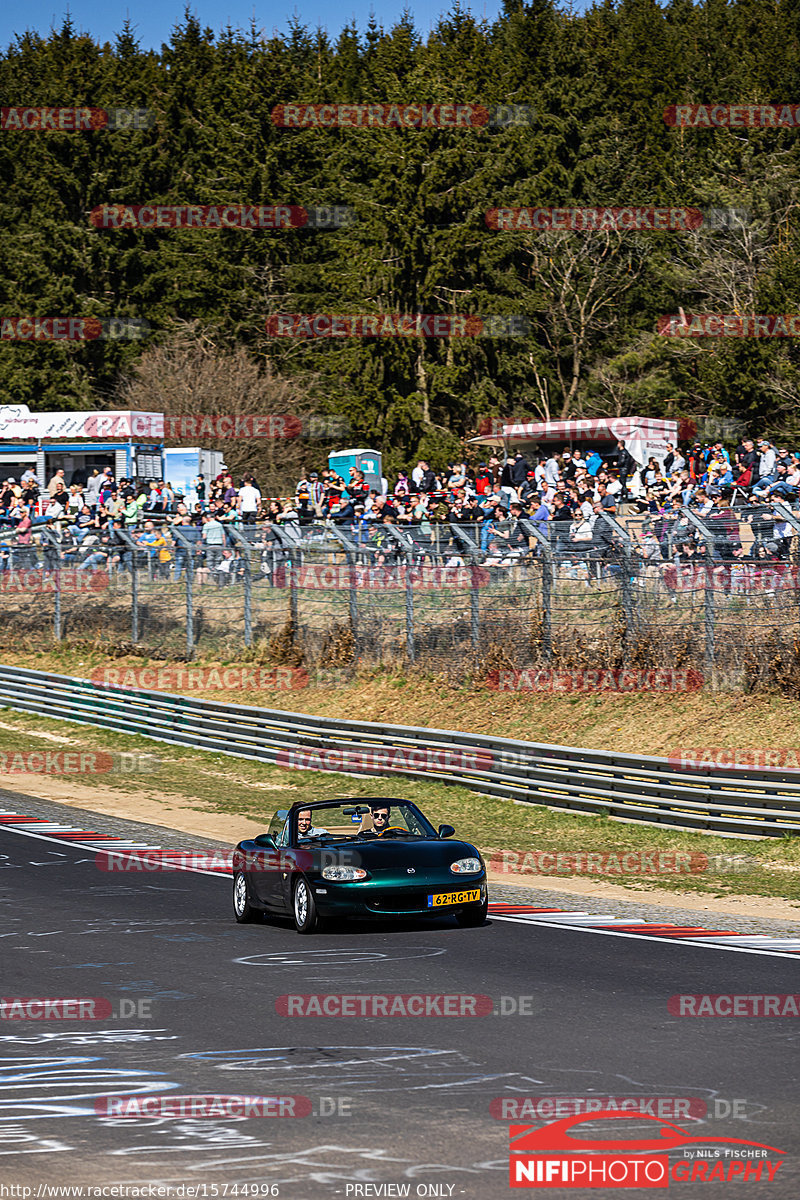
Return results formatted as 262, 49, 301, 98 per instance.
322, 865, 367, 881
450, 857, 482, 874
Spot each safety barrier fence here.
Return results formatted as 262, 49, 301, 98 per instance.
3, 511, 800, 690
0, 664, 797, 839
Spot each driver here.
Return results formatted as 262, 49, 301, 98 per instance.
296, 808, 328, 839
369, 804, 391, 835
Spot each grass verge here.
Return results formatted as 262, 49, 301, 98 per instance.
0, 705, 798, 905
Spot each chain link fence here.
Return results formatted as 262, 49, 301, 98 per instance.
3, 506, 800, 691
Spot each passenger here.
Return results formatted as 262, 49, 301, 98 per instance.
296, 808, 328, 838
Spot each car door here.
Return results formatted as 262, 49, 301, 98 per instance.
250, 813, 290, 910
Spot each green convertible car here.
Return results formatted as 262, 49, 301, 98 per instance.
232, 796, 488, 933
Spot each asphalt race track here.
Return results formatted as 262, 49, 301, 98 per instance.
1, 793, 799, 1198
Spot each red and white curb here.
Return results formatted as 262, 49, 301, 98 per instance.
0, 810, 229, 876
489, 902, 800, 959
2, 811, 799, 957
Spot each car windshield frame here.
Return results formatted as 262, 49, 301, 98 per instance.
288, 798, 439, 844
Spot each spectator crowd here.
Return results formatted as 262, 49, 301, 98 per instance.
1, 433, 799, 583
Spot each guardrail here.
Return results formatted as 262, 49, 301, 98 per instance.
0, 664, 797, 840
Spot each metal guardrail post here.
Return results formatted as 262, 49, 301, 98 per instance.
470, 561, 480, 650
520, 519, 552, 661
227, 527, 253, 648
383, 525, 417, 664
170, 526, 196, 658
597, 513, 635, 655
446, 524, 481, 651
329, 525, 360, 653
405, 548, 415, 663
42, 529, 62, 641
288, 550, 299, 633
772, 502, 800, 622
117, 530, 141, 645
680, 507, 716, 680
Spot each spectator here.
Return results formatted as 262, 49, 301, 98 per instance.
756, 440, 777, 486
200, 511, 226, 574
47, 468, 66, 496
544, 451, 561, 488
238, 474, 262, 524
474, 463, 493, 495
510, 451, 530, 493
663, 442, 685, 475
614, 439, 636, 497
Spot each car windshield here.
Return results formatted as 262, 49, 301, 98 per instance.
292, 799, 438, 842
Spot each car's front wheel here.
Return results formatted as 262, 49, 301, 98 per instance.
293, 876, 322, 934
233, 870, 260, 923
455, 896, 488, 927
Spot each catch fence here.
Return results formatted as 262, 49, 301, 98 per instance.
2, 505, 800, 690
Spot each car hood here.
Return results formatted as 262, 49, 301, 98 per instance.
326, 837, 481, 870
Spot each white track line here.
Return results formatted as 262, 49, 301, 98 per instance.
2, 815, 799, 956
490, 914, 800, 960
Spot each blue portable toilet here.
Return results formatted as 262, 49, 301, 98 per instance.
328, 448, 384, 494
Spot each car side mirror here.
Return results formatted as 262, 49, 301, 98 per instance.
254, 834, 276, 848
438, 824, 455, 839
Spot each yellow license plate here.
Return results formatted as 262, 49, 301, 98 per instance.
427, 889, 481, 908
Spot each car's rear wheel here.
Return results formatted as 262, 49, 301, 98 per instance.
233, 870, 260, 923
293, 876, 322, 934
455, 896, 488, 927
